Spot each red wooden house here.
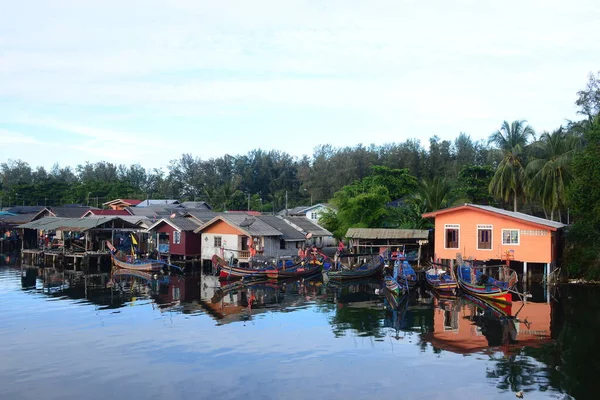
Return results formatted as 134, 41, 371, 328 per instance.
147, 217, 202, 260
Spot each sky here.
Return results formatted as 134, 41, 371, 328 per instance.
0, 0, 599, 170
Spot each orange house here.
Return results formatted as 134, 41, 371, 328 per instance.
422, 204, 565, 280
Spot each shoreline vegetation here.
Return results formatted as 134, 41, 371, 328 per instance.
2, 72, 600, 280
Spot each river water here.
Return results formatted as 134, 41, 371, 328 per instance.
0, 258, 597, 400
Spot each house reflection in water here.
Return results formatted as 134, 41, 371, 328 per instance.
422, 295, 552, 354
199, 276, 322, 325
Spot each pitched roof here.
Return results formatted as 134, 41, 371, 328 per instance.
181, 201, 212, 210
50, 206, 94, 218
147, 217, 202, 232
258, 215, 307, 241
83, 209, 132, 216
421, 204, 566, 231
102, 198, 142, 206
195, 214, 282, 237
5, 206, 47, 214
0, 212, 44, 226
18, 216, 142, 232
283, 216, 332, 237
345, 228, 429, 240
183, 210, 220, 224
136, 199, 181, 207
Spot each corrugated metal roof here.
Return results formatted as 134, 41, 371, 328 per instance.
136, 199, 180, 207
18, 217, 141, 231
183, 210, 219, 223
221, 214, 282, 236
468, 204, 566, 229
50, 206, 94, 218
422, 204, 566, 230
345, 228, 429, 239
258, 216, 307, 241
147, 217, 201, 232
284, 216, 332, 236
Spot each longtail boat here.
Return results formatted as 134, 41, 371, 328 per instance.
455, 254, 516, 303
107, 241, 181, 272
397, 259, 418, 289
265, 261, 323, 279
323, 255, 384, 280
212, 254, 321, 280
425, 264, 458, 295
212, 255, 271, 280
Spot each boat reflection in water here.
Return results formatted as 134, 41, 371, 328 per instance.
422, 291, 552, 354
199, 275, 324, 324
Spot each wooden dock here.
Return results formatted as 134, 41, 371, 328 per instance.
21, 249, 111, 271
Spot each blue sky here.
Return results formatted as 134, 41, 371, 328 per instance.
1, 0, 599, 170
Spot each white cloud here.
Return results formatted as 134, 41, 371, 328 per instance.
0, 0, 598, 167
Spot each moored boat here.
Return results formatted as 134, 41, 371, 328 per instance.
323, 254, 384, 280
265, 261, 323, 279
107, 241, 181, 272
397, 259, 418, 289
425, 264, 458, 295
455, 256, 517, 303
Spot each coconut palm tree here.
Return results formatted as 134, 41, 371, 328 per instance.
409, 177, 465, 213
488, 120, 535, 211
526, 128, 581, 221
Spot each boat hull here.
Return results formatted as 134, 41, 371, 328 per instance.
112, 255, 167, 272
265, 264, 322, 279
324, 262, 383, 280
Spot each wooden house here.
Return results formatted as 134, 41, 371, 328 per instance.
194, 214, 290, 267
147, 217, 202, 260
422, 204, 565, 282
102, 199, 142, 210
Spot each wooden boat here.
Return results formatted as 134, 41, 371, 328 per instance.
212, 255, 271, 280
396, 259, 418, 289
265, 261, 323, 279
425, 264, 458, 295
455, 256, 516, 303
107, 241, 181, 272
323, 255, 384, 280
384, 275, 402, 296
213, 254, 321, 280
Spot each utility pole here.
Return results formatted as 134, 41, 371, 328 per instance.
285, 190, 288, 215
247, 193, 250, 211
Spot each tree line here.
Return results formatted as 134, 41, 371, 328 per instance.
1, 72, 599, 278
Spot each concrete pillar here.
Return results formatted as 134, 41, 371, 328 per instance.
523, 262, 528, 283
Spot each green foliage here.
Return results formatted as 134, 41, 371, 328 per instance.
565, 116, 600, 278
488, 120, 535, 211
408, 177, 466, 213
361, 165, 418, 200
526, 128, 580, 221
457, 164, 494, 204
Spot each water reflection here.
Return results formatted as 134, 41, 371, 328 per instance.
2, 264, 590, 399
422, 293, 552, 354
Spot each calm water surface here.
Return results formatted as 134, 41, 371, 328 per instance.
0, 257, 597, 400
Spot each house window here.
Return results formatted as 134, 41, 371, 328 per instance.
444, 224, 459, 249
502, 229, 519, 245
173, 231, 181, 244
310, 212, 317, 220
477, 225, 492, 250
296, 242, 303, 248
214, 236, 222, 247
280, 239, 287, 250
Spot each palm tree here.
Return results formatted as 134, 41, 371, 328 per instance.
526, 128, 580, 221
409, 177, 464, 213
488, 120, 535, 211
